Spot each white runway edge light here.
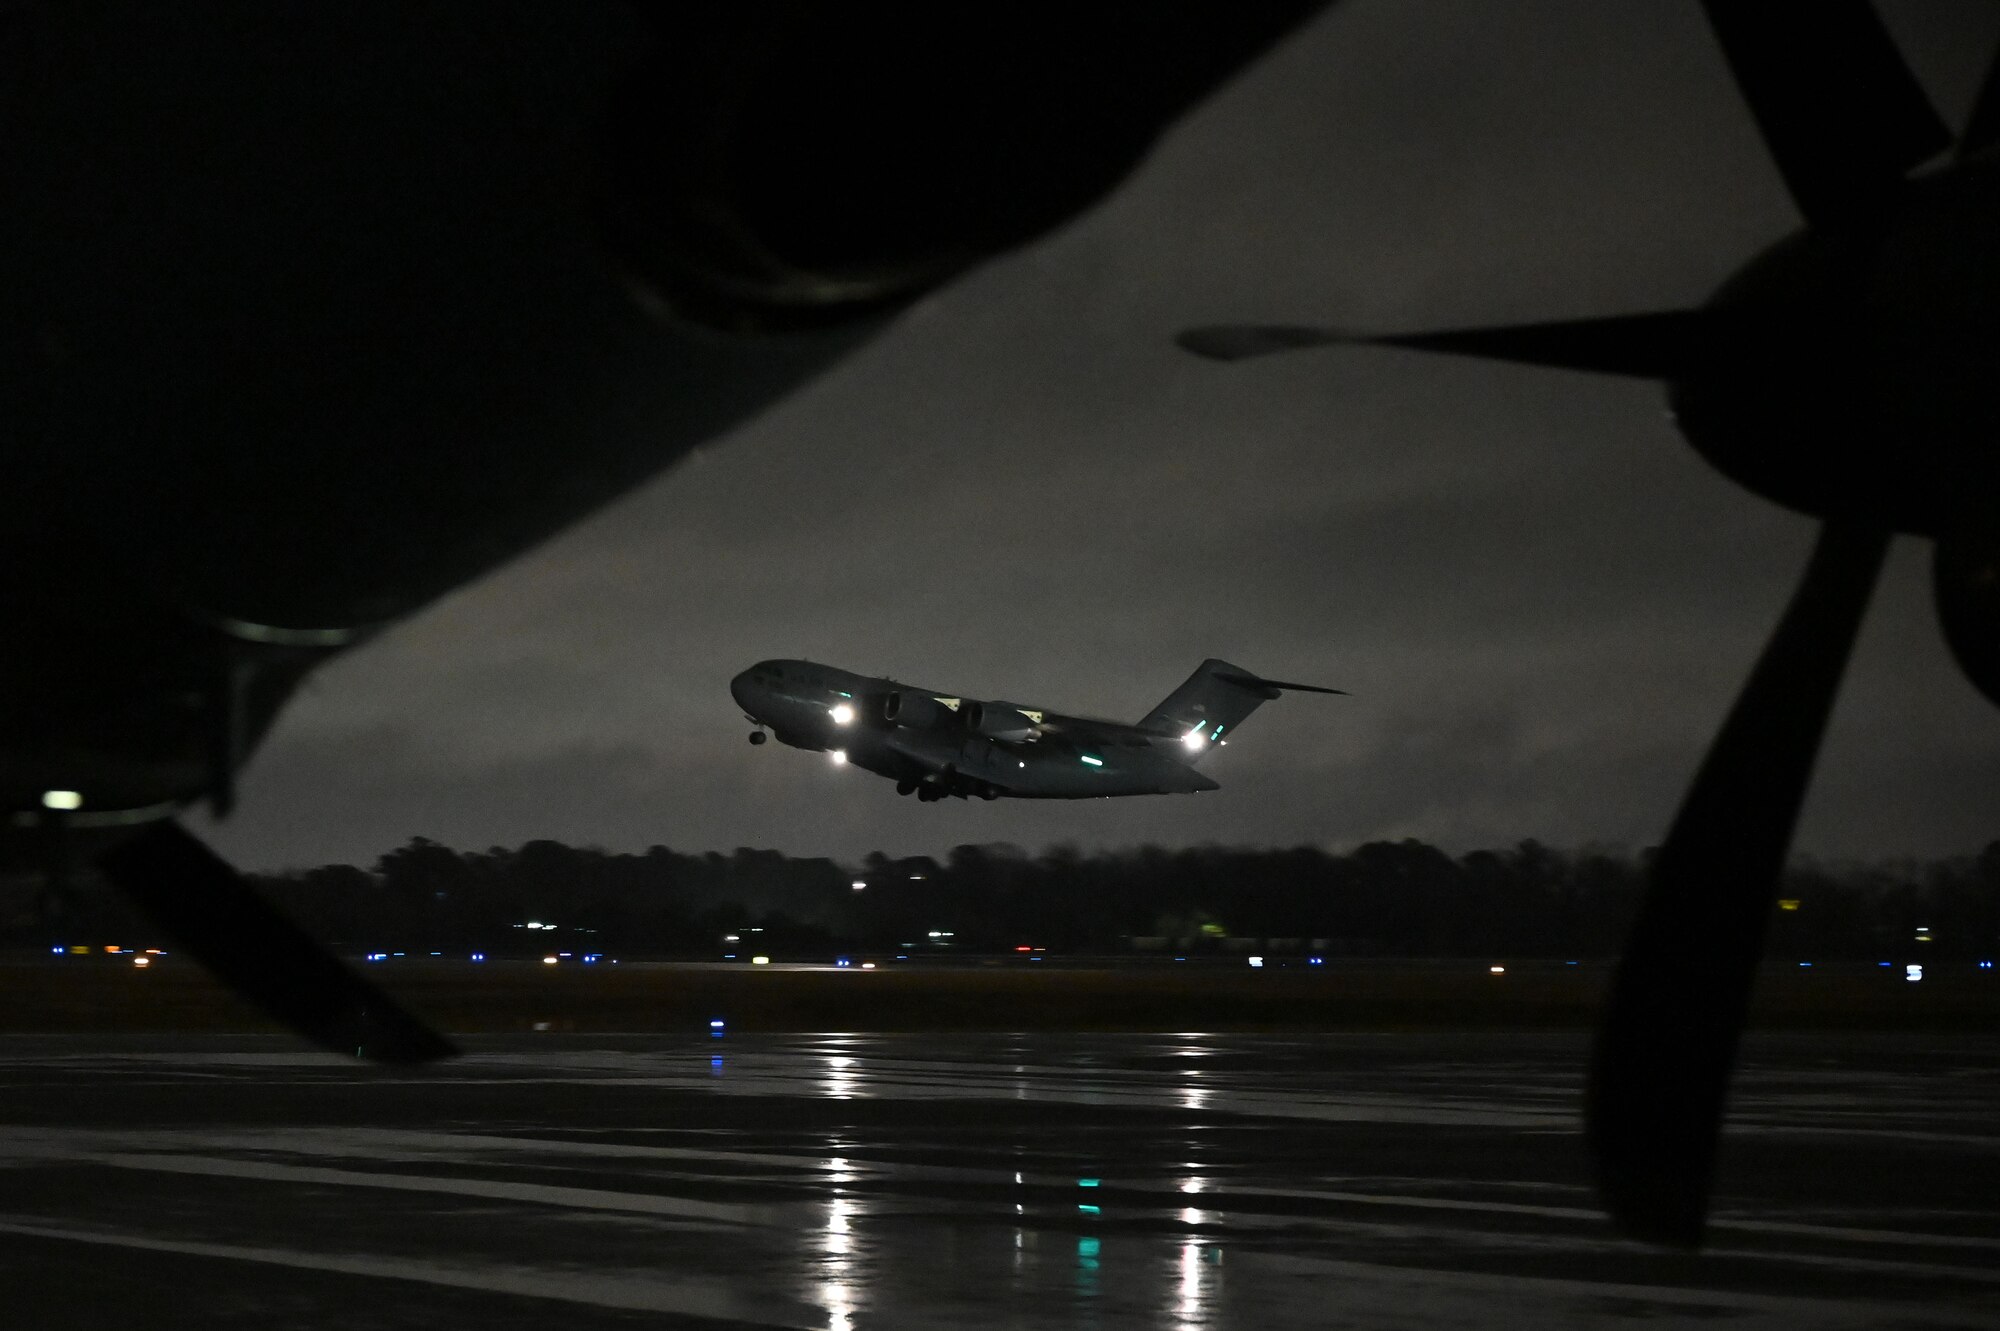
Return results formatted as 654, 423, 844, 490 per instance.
41, 790, 83, 810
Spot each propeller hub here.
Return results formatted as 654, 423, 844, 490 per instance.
1670, 161, 2000, 538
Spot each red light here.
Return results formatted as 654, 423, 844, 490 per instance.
1015, 946, 1032, 953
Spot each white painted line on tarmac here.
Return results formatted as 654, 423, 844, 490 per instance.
0, 1218, 817, 1326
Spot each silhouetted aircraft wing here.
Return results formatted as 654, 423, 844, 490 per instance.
4, 1, 1330, 1062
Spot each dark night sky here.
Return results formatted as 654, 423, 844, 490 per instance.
199, 1, 2000, 871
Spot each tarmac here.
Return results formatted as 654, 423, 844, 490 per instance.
1, 1030, 1997, 1328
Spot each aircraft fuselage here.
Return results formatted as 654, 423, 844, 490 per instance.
730, 658, 1341, 801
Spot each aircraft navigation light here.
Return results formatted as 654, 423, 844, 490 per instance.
1490, 965, 1506, 974
830, 704, 855, 725
40, 790, 82, 810
1080, 754, 1103, 767
829, 749, 847, 765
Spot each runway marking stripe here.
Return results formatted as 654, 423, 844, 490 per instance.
1213, 1184, 2000, 1253
1247, 1249, 2000, 1327
0, 1218, 818, 1327
95, 1153, 760, 1225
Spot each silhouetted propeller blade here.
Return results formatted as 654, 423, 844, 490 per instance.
1701, 1, 1951, 227
1587, 522, 1889, 1247
1958, 41, 2000, 159
98, 824, 456, 1064
1178, 312, 1703, 378
1934, 531, 2000, 708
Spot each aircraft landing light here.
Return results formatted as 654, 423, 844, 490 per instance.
829, 750, 847, 765
830, 704, 855, 725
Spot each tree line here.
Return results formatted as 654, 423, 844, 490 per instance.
16, 837, 1998, 961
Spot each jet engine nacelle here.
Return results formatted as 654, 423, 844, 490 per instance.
880, 689, 953, 730
962, 700, 1038, 742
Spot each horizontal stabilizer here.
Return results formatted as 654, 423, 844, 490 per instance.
1177, 325, 1349, 361
1179, 310, 1705, 379
1211, 670, 1347, 698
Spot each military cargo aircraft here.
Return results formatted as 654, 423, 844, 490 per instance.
732, 659, 1343, 801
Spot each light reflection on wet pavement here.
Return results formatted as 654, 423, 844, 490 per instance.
1, 1031, 1997, 1328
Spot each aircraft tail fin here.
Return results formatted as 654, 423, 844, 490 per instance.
1138, 659, 1345, 757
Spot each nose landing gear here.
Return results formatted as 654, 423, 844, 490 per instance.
748, 729, 767, 745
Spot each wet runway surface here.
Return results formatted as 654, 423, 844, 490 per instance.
1, 1031, 1997, 1328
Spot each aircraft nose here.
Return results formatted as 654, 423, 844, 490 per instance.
729, 669, 756, 713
